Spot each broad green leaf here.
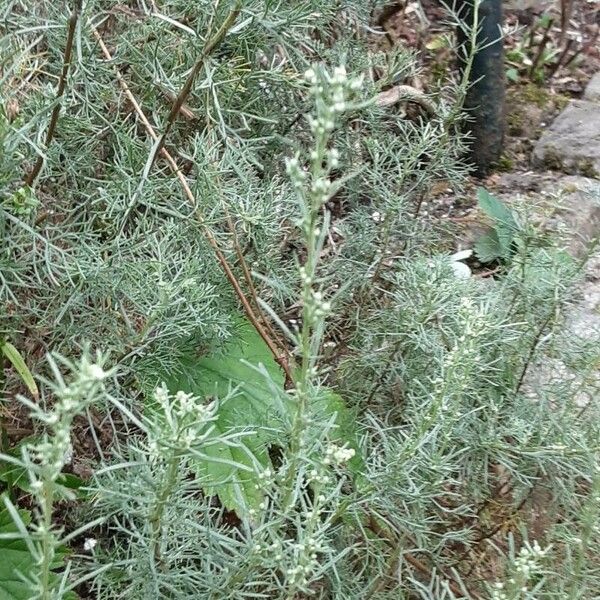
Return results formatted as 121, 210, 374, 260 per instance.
477, 188, 516, 231
147, 321, 288, 518
0, 500, 35, 600
0, 499, 72, 600
146, 319, 364, 518
474, 230, 504, 263
1, 342, 38, 398
476, 188, 518, 261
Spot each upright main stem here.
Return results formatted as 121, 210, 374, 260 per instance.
282, 126, 329, 509
39, 483, 55, 600
149, 455, 180, 571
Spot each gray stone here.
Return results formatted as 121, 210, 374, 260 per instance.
519, 177, 600, 408
523, 252, 600, 409
583, 72, 600, 103
532, 100, 600, 177
494, 174, 600, 258
542, 176, 600, 258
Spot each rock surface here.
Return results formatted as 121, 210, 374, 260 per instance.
532, 100, 600, 177
539, 175, 600, 258
583, 72, 600, 103
513, 176, 600, 407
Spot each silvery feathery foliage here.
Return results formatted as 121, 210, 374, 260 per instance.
1, 0, 599, 599
1, 353, 109, 599
86, 63, 366, 600
1, 0, 467, 376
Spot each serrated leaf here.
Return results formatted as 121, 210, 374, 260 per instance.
474, 229, 504, 263
146, 320, 287, 518
477, 188, 518, 260
0, 499, 72, 600
0, 342, 38, 398
477, 187, 516, 231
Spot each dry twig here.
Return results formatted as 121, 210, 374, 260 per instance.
25, 0, 82, 187
91, 26, 293, 384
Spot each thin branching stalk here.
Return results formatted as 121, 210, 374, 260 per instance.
24, 0, 82, 187
91, 26, 293, 384
147, 1, 242, 170
224, 207, 288, 353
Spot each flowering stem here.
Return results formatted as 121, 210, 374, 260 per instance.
281, 82, 332, 509
149, 453, 181, 572
287, 137, 327, 488
22, 355, 107, 599
39, 482, 55, 600
280, 66, 360, 522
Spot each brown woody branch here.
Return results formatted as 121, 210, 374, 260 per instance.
91, 26, 293, 384
147, 2, 242, 170
25, 0, 83, 187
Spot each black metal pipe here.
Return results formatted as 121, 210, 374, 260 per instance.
457, 0, 505, 177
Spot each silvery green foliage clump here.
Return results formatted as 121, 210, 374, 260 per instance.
87, 64, 365, 600
1, 0, 466, 376
1, 1, 599, 599
1, 354, 109, 599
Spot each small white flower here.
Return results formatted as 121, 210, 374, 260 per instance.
350, 75, 364, 90
154, 383, 169, 406
62, 443, 73, 465
83, 538, 97, 552
325, 443, 355, 465
87, 364, 106, 381
30, 480, 43, 493
328, 148, 339, 161
175, 390, 195, 414
333, 65, 347, 83
286, 157, 299, 171
181, 429, 197, 448
304, 68, 316, 83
